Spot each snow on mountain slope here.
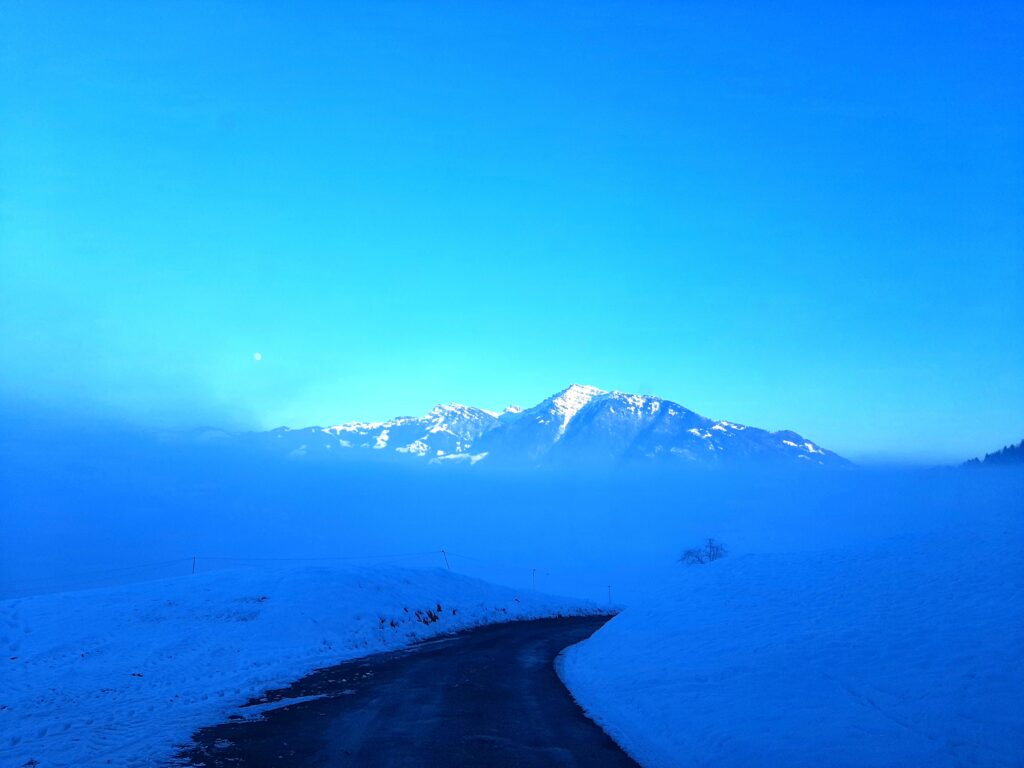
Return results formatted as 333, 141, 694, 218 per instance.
549, 383, 608, 433
0, 567, 597, 767
471, 384, 611, 464
541, 388, 844, 467
560, 504, 1024, 768
548, 391, 711, 464
263, 403, 500, 459
244, 385, 847, 468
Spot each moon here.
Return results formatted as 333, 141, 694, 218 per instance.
253, 352, 263, 361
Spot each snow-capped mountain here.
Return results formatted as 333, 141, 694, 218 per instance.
258, 403, 501, 461
252, 384, 849, 468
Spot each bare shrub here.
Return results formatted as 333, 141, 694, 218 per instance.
681, 538, 728, 565
680, 548, 706, 565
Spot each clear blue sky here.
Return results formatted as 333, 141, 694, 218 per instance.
1, 1, 1021, 463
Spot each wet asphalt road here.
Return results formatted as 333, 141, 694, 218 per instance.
181, 615, 638, 767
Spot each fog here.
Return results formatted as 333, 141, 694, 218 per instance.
2, 407, 1020, 604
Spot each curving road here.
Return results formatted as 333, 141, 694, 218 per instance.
181, 615, 637, 767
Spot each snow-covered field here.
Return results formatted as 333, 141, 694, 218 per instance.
0, 566, 597, 767
560, 502, 1024, 768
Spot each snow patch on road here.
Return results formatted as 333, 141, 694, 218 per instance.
234, 693, 329, 721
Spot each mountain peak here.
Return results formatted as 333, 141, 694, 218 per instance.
548, 384, 607, 434
555, 383, 607, 398
429, 402, 496, 417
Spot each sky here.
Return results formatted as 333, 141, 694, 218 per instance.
1, 1, 1021, 463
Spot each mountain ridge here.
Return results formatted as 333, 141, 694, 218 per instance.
255, 384, 849, 469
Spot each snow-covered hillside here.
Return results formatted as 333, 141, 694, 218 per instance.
560, 502, 1024, 768
249, 384, 848, 468
0, 567, 597, 767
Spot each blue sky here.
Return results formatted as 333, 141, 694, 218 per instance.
1, 1, 1021, 462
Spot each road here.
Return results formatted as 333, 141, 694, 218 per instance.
181, 615, 637, 767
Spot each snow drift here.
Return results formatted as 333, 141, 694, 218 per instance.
0, 566, 597, 767
560, 490, 1024, 768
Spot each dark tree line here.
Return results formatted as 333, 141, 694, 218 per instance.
963, 439, 1024, 468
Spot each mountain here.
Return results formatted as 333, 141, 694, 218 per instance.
250, 384, 849, 468
963, 439, 1024, 468
255, 403, 502, 462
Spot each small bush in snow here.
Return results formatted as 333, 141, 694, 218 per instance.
681, 538, 728, 565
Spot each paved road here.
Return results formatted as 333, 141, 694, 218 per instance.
182, 615, 637, 767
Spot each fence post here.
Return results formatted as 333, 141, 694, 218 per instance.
441, 550, 451, 571
192, 556, 196, 575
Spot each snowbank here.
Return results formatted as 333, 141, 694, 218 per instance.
0, 566, 597, 767
561, 506, 1024, 768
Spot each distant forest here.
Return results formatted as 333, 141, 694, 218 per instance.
963, 440, 1024, 467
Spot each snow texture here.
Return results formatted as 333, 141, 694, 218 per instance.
0, 566, 597, 767
560, 504, 1024, 768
